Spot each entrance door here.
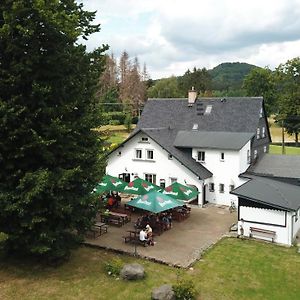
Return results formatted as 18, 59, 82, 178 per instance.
203, 184, 208, 204
119, 173, 130, 182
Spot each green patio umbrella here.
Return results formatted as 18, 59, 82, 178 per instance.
122, 177, 161, 195
93, 174, 127, 194
162, 182, 198, 201
126, 191, 183, 213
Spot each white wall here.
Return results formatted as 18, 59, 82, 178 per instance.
106, 132, 205, 205
238, 206, 293, 245
192, 141, 251, 206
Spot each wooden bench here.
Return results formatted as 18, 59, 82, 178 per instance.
123, 231, 148, 247
249, 227, 276, 242
100, 214, 123, 227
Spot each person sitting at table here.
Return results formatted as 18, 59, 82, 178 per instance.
115, 192, 121, 207
145, 224, 154, 245
139, 229, 149, 244
162, 214, 170, 230
167, 212, 173, 228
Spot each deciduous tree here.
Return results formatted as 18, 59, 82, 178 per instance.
243, 67, 276, 115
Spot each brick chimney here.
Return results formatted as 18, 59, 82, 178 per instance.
188, 86, 197, 106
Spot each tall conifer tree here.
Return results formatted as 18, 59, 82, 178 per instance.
0, 0, 108, 261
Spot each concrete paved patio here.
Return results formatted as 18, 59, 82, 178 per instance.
85, 205, 236, 268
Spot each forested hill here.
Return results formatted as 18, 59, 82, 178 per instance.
209, 62, 258, 91
148, 62, 259, 98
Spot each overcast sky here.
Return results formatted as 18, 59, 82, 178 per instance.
80, 0, 300, 79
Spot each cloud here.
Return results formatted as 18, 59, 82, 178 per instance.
79, 0, 300, 78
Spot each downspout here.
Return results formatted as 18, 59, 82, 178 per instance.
291, 212, 297, 245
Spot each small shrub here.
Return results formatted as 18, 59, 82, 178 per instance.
109, 120, 120, 125
124, 113, 132, 132
104, 258, 123, 277
132, 116, 139, 124
173, 278, 197, 300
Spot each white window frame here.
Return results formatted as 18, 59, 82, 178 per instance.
135, 149, 142, 159
197, 151, 205, 162
259, 107, 263, 118
256, 128, 260, 139
139, 136, 149, 143
247, 150, 251, 164
219, 184, 225, 193
145, 173, 156, 184
229, 184, 235, 191
209, 183, 215, 192
146, 149, 154, 160
254, 149, 258, 160
264, 146, 267, 153
220, 152, 225, 161
262, 127, 266, 138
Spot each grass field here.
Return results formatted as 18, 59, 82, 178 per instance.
0, 238, 299, 300
269, 145, 300, 155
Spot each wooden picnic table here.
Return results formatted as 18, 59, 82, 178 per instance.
123, 230, 147, 246
109, 211, 131, 224
100, 213, 123, 227
86, 222, 108, 239
93, 222, 108, 235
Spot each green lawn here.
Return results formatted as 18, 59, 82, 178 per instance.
0, 238, 299, 299
269, 145, 300, 155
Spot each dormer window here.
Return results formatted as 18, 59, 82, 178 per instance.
259, 107, 263, 118
197, 151, 205, 162
204, 105, 212, 115
192, 123, 198, 130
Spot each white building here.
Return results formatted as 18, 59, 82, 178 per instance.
106, 91, 271, 207
231, 175, 300, 246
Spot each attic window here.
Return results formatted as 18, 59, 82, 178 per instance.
204, 105, 212, 115
192, 123, 198, 130
139, 137, 149, 143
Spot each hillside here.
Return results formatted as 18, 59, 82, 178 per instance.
209, 62, 258, 91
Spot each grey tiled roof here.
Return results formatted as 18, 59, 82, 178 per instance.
231, 176, 300, 211
174, 131, 254, 150
246, 154, 300, 179
138, 97, 263, 133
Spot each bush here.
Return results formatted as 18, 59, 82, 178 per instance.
104, 258, 123, 277
132, 116, 139, 124
103, 112, 127, 125
173, 278, 197, 300
109, 120, 120, 125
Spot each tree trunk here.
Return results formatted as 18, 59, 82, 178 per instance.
295, 132, 299, 147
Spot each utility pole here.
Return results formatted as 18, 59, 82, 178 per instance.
282, 119, 285, 155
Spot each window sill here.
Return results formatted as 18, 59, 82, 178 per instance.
138, 141, 150, 144
132, 158, 156, 163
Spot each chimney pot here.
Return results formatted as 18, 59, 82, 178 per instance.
188, 87, 197, 106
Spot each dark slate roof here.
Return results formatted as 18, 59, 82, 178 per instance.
174, 131, 254, 150
246, 154, 300, 179
138, 97, 263, 133
231, 176, 300, 211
